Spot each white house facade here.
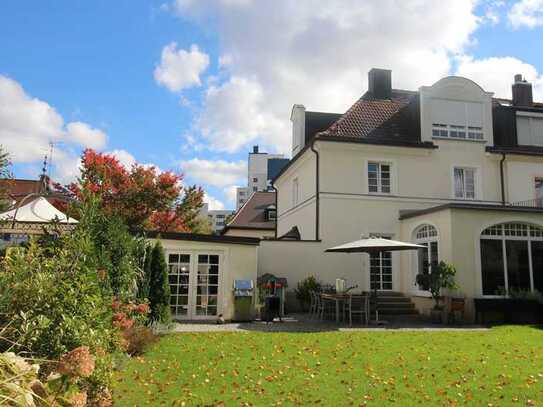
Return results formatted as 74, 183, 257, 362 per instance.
263, 69, 543, 320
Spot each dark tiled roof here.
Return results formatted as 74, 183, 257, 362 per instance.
321, 90, 421, 144
145, 231, 260, 246
0, 179, 44, 201
304, 111, 342, 144
225, 191, 276, 231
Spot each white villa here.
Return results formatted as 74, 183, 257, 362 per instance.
258, 69, 543, 320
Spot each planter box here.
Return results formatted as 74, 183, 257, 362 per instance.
474, 298, 543, 324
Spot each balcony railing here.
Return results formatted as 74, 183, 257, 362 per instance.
509, 198, 543, 208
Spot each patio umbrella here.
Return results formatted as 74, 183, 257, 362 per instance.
325, 237, 425, 323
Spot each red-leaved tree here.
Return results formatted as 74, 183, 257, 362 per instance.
65, 149, 204, 232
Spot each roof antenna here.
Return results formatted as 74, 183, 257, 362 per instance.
47, 142, 54, 178
42, 154, 48, 178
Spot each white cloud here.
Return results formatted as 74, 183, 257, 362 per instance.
180, 158, 246, 187
509, 0, 543, 29
154, 43, 210, 92
0, 75, 108, 182
67, 122, 107, 149
170, 0, 480, 155
203, 192, 225, 210
455, 55, 543, 100
106, 149, 136, 169
195, 77, 287, 152
223, 185, 238, 205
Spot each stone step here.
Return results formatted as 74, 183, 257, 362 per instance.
376, 302, 416, 310
377, 308, 419, 316
376, 296, 413, 304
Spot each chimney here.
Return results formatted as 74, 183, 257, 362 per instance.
368, 68, 392, 99
512, 74, 533, 107
252, 145, 259, 154
290, 104, 306, 156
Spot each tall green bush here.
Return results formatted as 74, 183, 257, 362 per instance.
137, 244, 153, 300
0, 238, 115, 358
74, 194, 142, 299
148, 241, 171, 324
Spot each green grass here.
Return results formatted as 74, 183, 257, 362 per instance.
113, 326, 543, 406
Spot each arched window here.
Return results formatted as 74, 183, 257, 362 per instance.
480, 222, 543, 295
414, 224, 439, 290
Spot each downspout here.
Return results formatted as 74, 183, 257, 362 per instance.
310, 137, 320, 241
499, 153, 507, 205
272, 184, 278, 239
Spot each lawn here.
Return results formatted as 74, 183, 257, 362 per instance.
113, 326, 543, 406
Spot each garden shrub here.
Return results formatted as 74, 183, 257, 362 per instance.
121, 325, 158, 356
148, 240, 171, 324
75, 196, 143, 299
0, 224, 120, 403
294, 276, 322, 311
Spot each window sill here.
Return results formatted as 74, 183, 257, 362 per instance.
432, 136, 487, 143
367, 192, 394, 196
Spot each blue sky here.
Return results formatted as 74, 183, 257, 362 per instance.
1, 1, 543, 209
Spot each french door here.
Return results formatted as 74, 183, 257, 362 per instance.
167, 251, 221, 319
370, 251, 393, 290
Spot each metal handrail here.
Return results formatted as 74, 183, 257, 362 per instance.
509, 198, 543, 208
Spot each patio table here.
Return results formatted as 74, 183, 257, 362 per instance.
320, 293, 350, 323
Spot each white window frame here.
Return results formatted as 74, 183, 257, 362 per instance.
452, 166, 479, 200
412, 224, 439, 296
432, 123, 484, 141
479, 222, 543, 297
367, 161, 393, 195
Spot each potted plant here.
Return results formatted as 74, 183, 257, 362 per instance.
294, 276, 322, 312
416, 261, 458, 323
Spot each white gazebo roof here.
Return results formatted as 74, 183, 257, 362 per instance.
0, 197, 78, 224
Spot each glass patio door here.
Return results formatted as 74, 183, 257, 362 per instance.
167, 252, 221, 319
370, 252, 393, 290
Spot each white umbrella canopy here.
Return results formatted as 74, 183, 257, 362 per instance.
326, 237, 425, 253
0, 197, 78, 224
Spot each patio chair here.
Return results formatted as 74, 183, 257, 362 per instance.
317, 293, 336, 320
343, 294, 369, 326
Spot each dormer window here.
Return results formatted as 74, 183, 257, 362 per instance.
265, 205, 277, 221
432, 123, 483, 141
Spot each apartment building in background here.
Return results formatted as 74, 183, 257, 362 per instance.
235, 145, 288, 210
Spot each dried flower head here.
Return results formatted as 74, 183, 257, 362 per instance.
69, 391, 87, 407
57, 346, 95, 378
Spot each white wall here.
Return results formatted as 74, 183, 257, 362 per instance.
224, 228, 275, 239
275, 150, 316, 239
319, 140, 502, 203
505, 155, 543, 203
